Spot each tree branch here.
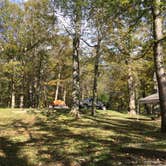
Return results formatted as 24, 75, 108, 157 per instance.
23, 40, 42, 53
81, 38, 96, 47
132, 41, 154, 60
157, 35, 166, 43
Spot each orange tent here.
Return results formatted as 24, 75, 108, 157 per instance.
52, 100, 66, 106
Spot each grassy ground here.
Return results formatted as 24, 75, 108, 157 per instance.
0, 108, 166, 166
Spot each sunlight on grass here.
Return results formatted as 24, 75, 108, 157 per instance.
0, 108, 165, 165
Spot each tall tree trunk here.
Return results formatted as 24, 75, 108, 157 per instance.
34, 77, 38, 107
20, 74, 25, 109
92, 38, 101, 116
128, 64, 136, 115
70, 34, 80, 118
11, 59, 15, 109
81, 86, 84, 101
55, 66, 61, 100
70, 3, 81, 119
153, 72, 158, 92
11, 82, 15, 109
29, 84, 33, 108
152, 0, 166, 132
43, 85, 47, 107
36, 54, 43, 108
19, 94, 24, 108
63, 87, 67, 103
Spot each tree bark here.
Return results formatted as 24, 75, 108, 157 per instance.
128, 64, 136, 115
43, 85, 47, 107
11, 59, 15, 109
20, 73, 25, 109
19, 94, 24, 108
92, 38, 101, 116
70, 35, 80, 118
11, 82, 15, 109
152, 0, 166, 132
29, 84, 33, 108
63, 87, 67, 103
55, 66, 61, 100
153, 72, 158, 92
70, 4, 81, 119
36, 54, 43, 108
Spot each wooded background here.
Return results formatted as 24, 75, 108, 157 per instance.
0, 0, 165, 120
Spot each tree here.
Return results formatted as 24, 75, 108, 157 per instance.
152, 0, 166, 132
82, 0, 119, 115
0, 0, 59, 108
90, 4, 108, 116
70, 3, 81, 118
0, 0, 24, 108
47, 35, 72, 105
53, 0, 88, 118
98, 0, 155, 114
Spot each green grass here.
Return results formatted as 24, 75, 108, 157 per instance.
0, 108, 166, 166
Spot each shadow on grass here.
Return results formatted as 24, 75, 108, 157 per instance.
84, 115, 159, 135
121, 147, 166, 159
0, 110, 166, 166
0, 137, 31, 166
37, 112, 166, 165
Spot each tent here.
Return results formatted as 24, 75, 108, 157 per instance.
139, 93, 159, 104
137, 93, 160, 114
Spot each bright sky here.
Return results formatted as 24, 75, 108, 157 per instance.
10, 0, 27, 3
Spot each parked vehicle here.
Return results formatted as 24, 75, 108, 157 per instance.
80, 98, 106, 110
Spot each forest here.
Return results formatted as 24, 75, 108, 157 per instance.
0, 0, 166, 165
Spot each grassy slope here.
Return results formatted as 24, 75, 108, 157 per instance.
0, 108, 166, 166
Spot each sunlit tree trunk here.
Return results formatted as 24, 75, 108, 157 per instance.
29, 84, 33, 108
20, 74, 25, 108
11, 82, 15, 109
152, 0, 166, 132
81, 87, 84, 100
11, 59, 15, 109
128, 64, 136, 115
153, 72, 158, 92
70, 3, 81, 119
63, 87, 67, 103
55, 66, 61, 100
34, 77, 38, 107
19, 94, 24, 108
70, 33, 81, 118
92, 38, 101, 116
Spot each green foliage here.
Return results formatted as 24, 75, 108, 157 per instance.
98, 93, 109, 104
0, 0, 164, 112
